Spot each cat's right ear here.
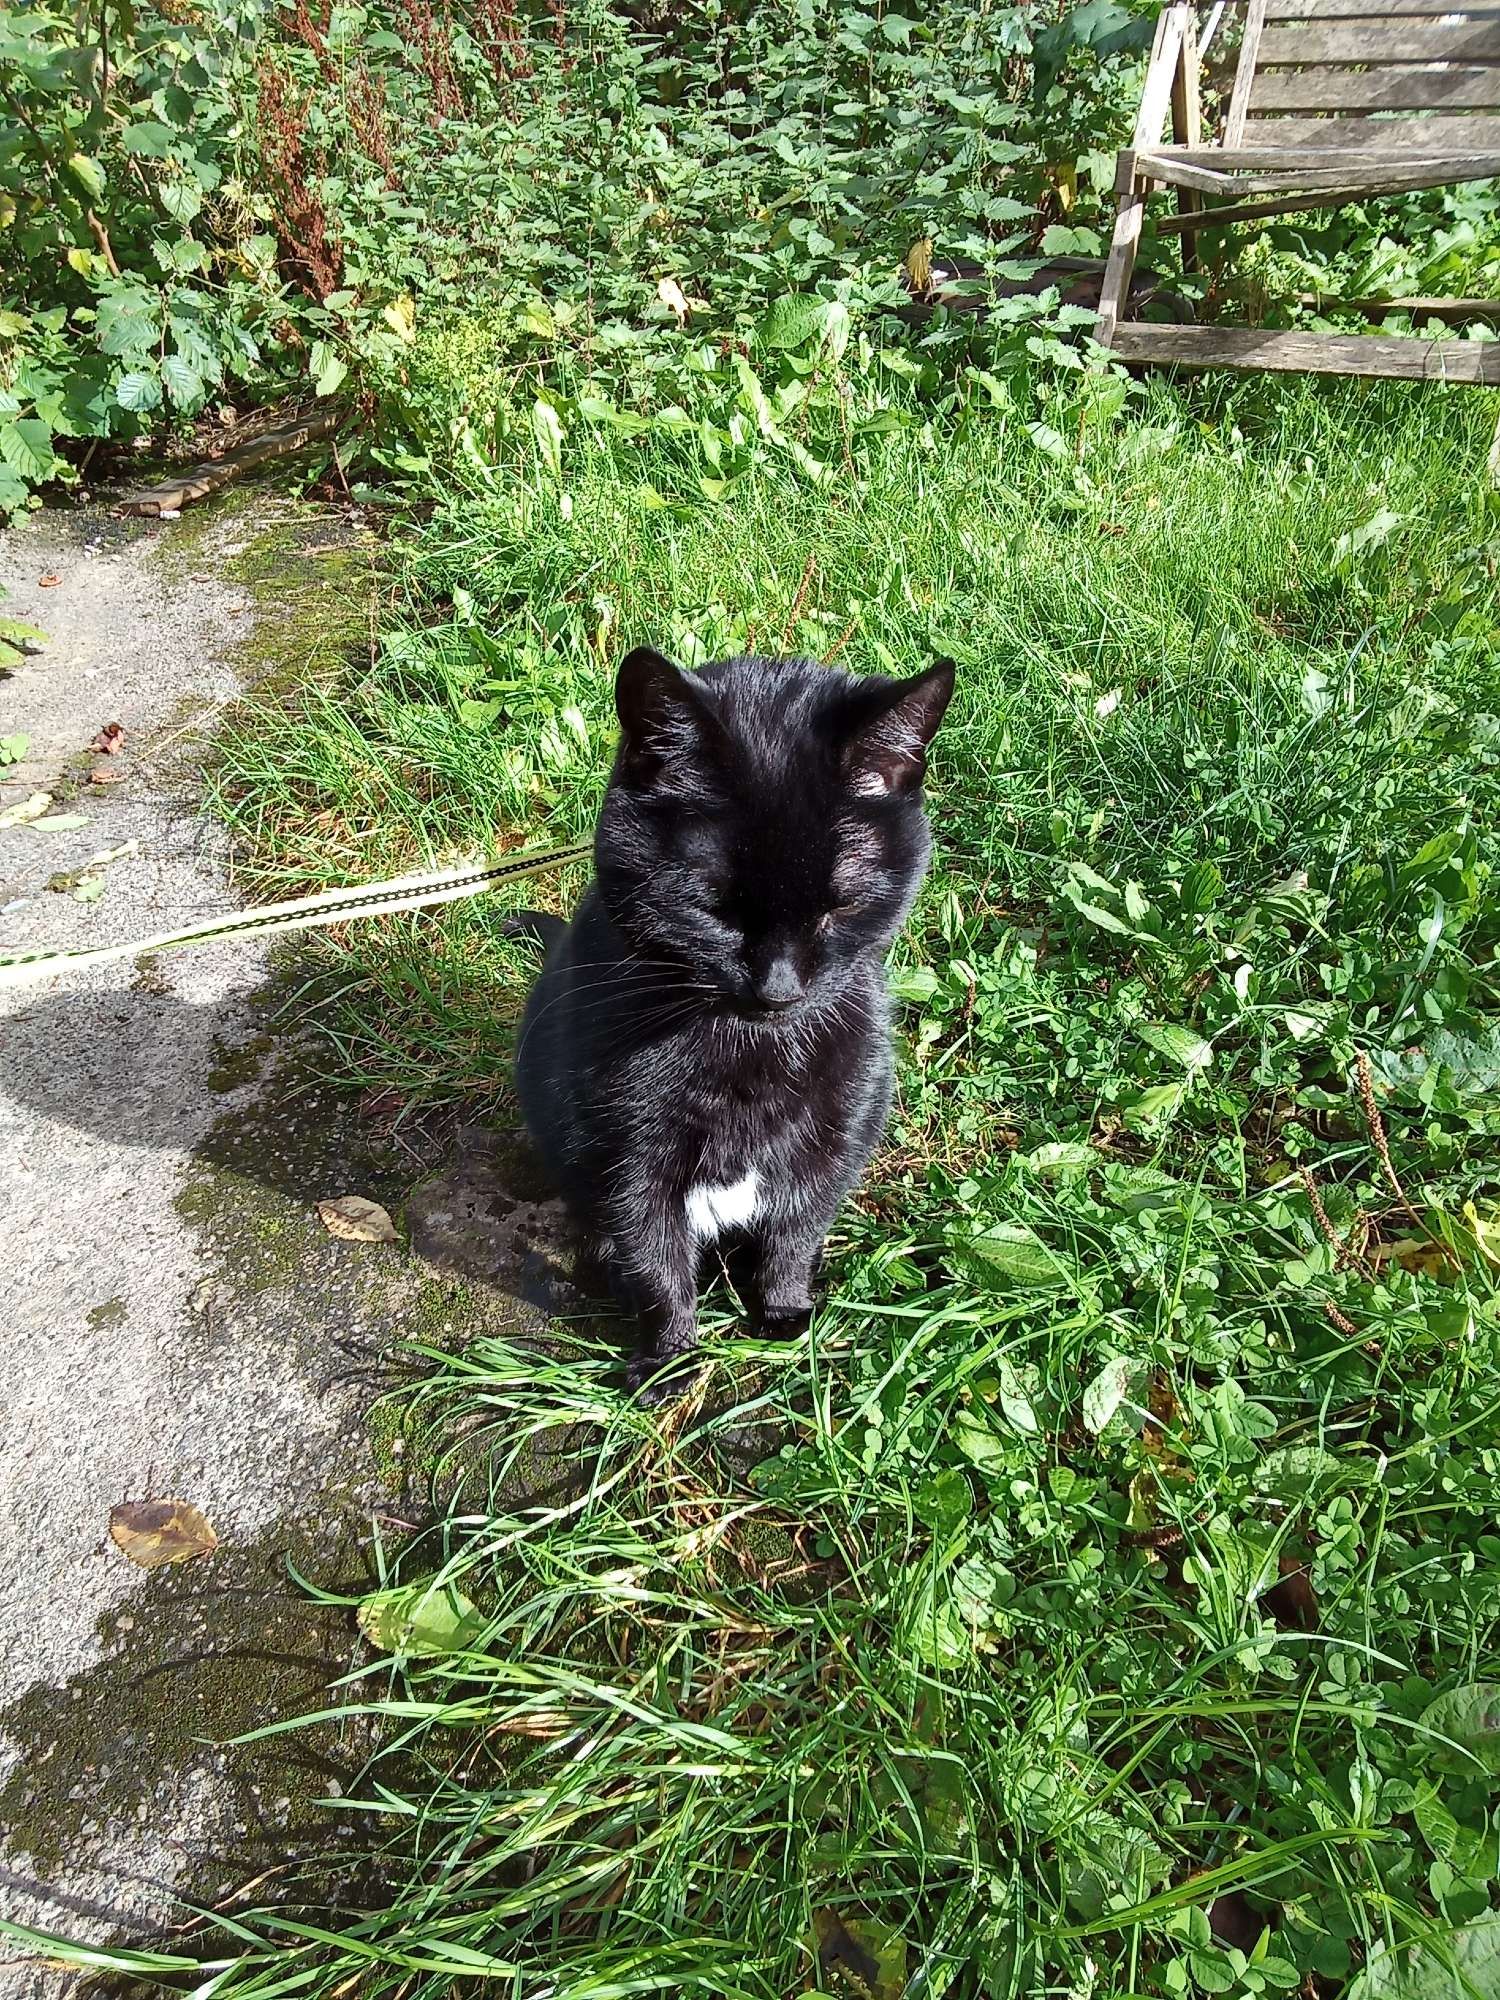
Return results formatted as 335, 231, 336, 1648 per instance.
615, 646, 702, 784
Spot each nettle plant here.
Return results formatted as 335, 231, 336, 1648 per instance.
1, 0, 1163, 511
0, 0, 279, 508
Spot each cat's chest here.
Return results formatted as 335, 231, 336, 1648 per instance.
667, 1027, 855, 1237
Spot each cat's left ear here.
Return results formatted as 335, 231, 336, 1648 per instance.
843, 658, 956, 798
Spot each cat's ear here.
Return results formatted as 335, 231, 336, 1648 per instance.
615, 645, 705, 782
842, 658, 955, 798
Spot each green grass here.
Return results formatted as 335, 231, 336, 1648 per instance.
17, 368, 1500, 1999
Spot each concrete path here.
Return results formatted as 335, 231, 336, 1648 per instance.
0, 503, 538, 1993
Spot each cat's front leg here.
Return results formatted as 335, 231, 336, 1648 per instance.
747, 1204, 837, 1340
614, 1203, 701, 1398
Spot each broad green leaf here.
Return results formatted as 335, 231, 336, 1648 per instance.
904, 1570, 975, 1668
951, 1409, 1011, 1475
96, 287, 158, 358
949, 1221, 1066, 1290
890, 965, 940, 1003
357, 1581, 487, 1658
1026, 421, 1069, 460
1082, 1355, 1136, 1434
732, 352, 779, 437
1068, 896, 1133, 935
996, 1357, 1039, 1433
820, 299, 851, 362
114, 369, 161, 413
756, 292, 826, 352
1418, 1683, 1500, 1776
1333, 506, 1405, 571
1257, 1445, 1376, 1498
161, 354, 203, 408
1121, 1079, 1190, 1132
0, 733, 29, 763
1348, 1916, 1500, 2000
65, 153, 105, 199
1137, 1021, 1212, 1070
159, 180, 203, 224
1014, 1140, 1095, 1177
1064, 1817, 1171, 1921
457, 698, 503, 729
0, 418, 55, 484
123, 120, 177, 157
310, 340, 347, 398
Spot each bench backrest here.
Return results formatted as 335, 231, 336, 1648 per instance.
1218, 0, 1500, 153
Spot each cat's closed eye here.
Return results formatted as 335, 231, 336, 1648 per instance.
816, 904, 862, 933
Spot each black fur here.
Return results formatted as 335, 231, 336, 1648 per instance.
514, 647, 954, 1391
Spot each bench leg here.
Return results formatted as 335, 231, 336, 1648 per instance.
1097, 184, 1145, 351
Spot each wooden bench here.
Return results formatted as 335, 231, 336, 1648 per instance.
1097, 0, 1500, 380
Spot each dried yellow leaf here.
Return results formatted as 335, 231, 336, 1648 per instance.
318, 1194, 398, 1243
109, 1499, 218, 1569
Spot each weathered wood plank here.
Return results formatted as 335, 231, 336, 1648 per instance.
1096, 191, 1146, 350
1132, 3, 1188, 148
1252, 64, 1500, 110
1225, 0, 1270, 142
1258, 20, 1500, 58
1107, 322, 1500, 379
1137, 153, 1237, 191
1264, 0, 1500, 18
1244, 111, 1500, 145
1146, 140, 1500, 169
119, 409, 344, 515
1171, 3, 1204, 263
1148, 155, 1500, 223
1295, 291, 1500, 316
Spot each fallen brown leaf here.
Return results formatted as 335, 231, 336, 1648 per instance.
318, 1194, 399, 1243
1265, 1553, 1319, 1632
90, 721, 127, 755
1209, 1889, 1264, 1954
38, 572, 62, 588
109, 1498, 218, 1569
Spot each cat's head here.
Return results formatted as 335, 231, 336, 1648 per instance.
595, 648, 954, 1018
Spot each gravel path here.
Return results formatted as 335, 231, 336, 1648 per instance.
0, 505, 437, 1992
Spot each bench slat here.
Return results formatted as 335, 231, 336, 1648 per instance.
1253, 64, 1500, 109
1258, 21, 1500, 57
1108, 322, 1500, 378
1242, 110, 1500, 144
1264, 0, 1500, 17
1265, 0, 1500, 17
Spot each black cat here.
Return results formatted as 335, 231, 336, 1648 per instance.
514, 645, 954, 1393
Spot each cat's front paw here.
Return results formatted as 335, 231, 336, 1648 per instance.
626, 1349, 699, 1406
751, 1305, 813, 1341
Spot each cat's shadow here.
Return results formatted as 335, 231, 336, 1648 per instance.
0, 973, 610, 1330
2, 978, 785, 1437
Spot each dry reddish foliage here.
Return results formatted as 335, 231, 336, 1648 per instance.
398, 0, 468, 126
286, 0, 338, 81
475, 0, 534, 91
348, 60, 399, 184
256, 55, 343, 299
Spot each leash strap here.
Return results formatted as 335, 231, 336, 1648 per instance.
0, 839, 593, 988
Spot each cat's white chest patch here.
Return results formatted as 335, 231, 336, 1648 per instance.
685, 1171, 761, 1241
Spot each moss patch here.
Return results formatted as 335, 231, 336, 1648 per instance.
0, 1510, 375, 1890
153, 481, 380, 701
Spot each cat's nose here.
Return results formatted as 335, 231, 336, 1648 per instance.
753, 956, 805, 1010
